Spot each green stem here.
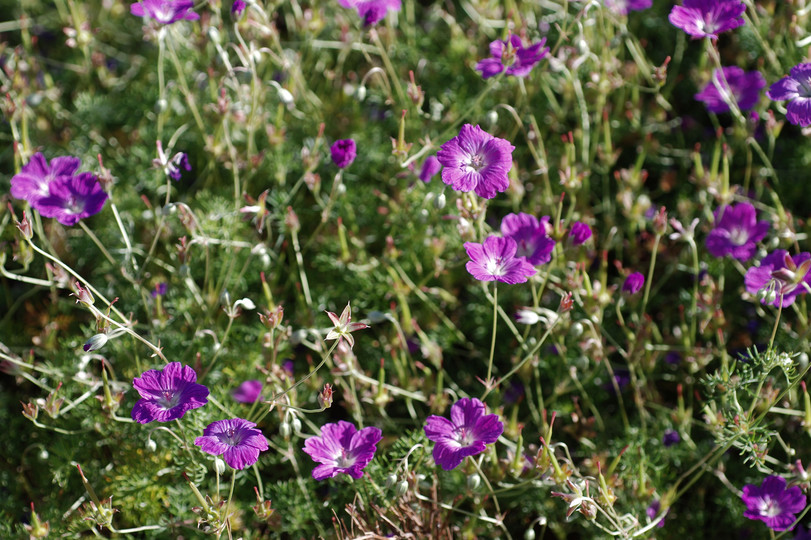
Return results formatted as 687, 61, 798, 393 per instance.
485, 282, 498, 386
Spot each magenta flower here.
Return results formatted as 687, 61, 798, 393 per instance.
130, 0, 199, 24
302, 421, 383, 480
194, 418, 269, 470
418, 156, 441, 183
500, 213, 555, 265
35, 174, 108, 226
464, 236, 537, 284
742, 475, 806, 531
131, 362, 209, 423
337, 0, 401, 26
475, 35, 549, 80
231, 0, 246, 16
10, 153, 82, 205
767, 64, 811, 127
668, 0, 745, 39
705, 203, 769, 261
437, 124, 514, 199
330, 139, 357, 169
569, 221, 592, 246
695, 67, 766, 113
232, 380, 263, 403
745, 250, 811, 308
424, 397, 503, 471
622, 272, 645, 294
604, 0, 652, 15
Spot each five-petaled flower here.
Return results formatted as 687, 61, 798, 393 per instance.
130, 0, 200, 25
436, 124, 514, 199
153, 140, 191, 181
325, 302, 369, 349
695, 67, 765, 114
668, 0, 745, 39
464, 236, 537, 284
475, 34, 549, 80
744, 250, 811, 308
194, 418, 269, 470
500, 213, 555, 265
705, 202, 769, 261
302, 421, 382, 480
131, 362, 209, 423
742, 475, 806, 531
337, 0, 401, 27
767, 63, 811, 127
424, 397, 503, 471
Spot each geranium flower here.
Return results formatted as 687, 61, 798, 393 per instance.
35, 174, 108, 226
325, 302, 368, 349
767, 63, 811, 127
604, 0, 652, 15
131, 362, 209, 423
330, 139, 357, 169
10, 153, 82, 205
302, 421, 382, 480
475, 35, 549, 79
622, 272, 645, 294
464, 236, 537, 284
705, 202, 769, 261
194, 418, 269, 470
569, 221, 592, 246
695, 67, 765, 114
418, 155, 441, 183
437, 124, 514, 199
424, 397, 503, 471
338, 0, 401, 27
232, 380, 263, 403
668, 0, 745, 39
742, 475, 806, 531
500, 213, 555, 265
745, 250, 811, 307
130, 0, 199, 25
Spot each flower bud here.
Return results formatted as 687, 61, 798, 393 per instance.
279, 422, 291, 439
319, 383, 334, 409
434, 192, 446, 210
214, 458, 226, 475
466, 473, 481, 491
395, 480, 409, 497
83, 333, 108, 352
291, 417, 302, 434
146, 438, 157, 452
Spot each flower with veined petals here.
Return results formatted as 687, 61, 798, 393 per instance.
705, 202, 769, 261
303, 420, 382, 480
10, 153, 82, 205
130, 0, 199, 25
767, 63, 811, 127
500, 213, 555, 266
668, 0, 745, 39
194, 418, 269, 470
424, 397, 503, 471
131, 362, 209, 423
325, 302, 368, 349
745, 250, 811, 308
437, 124, 514, 199
742, 475, 806, 531
337, 0, 401, 26
475, 34, 549, 80
464, 236, 537, 284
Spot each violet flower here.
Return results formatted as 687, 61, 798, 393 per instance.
418, 156, 441, 183
437, 124, 514, 199
131, 362, 209, 423
604, 0, 652, 16
695, 67, 766, 114
337, 0, 401, 27
569, 221, 592, 246
424, 397, 503, 471
662, 429, 680, 447
705, 202, 769, 261
10, 153, 82, 205
742, 475, 806, 531
464, 236, 537, 284
35, 174, 109, 226
232, 380, 263, 403
231, 0, 246, 16
194, 418, 269, 470
302, 421, 382, 480
622, 272, 645, 295
668, 0, 745, 39
500, 213, 555, 265
130, 0, 200, 24
330, 139, 357, 169
475, 35, 549, 80
646, 499, 667, 528
744, 250, 811, 308
767, 63, 811, 127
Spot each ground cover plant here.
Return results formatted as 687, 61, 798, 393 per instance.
5, 0, 811, 537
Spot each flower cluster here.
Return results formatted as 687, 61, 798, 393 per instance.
475, 35, 549, 80
11, 153, 108, 226
742, 475, 806, 531
668, 0, 746, 39
437, 124, 514, 200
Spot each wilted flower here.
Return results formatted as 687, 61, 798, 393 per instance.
338, 0, 401, 27
705, 203, 769, 261
695, 67, 765, 114
464, 236, 537, 284
475, 35, 549, 79
130, 0, 200, 24
668, 0, 745, 39
424, 397, 503, 471
437, 124, 514, 199
500, 213, 555, 265
767, 63, 811, 127
131, 362, 209, 423
194, 418, 269, 470
744, 250, 811, 308
662, 429, 680, 447
330, 139, 357, 169
302, 421, 382, 480
742, 475, 806, 531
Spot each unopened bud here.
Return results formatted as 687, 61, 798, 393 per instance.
146, 439, 157, 452
318, 383, 333, 409
291, 417, 301, 434
83, 333, 108, 352
757, 287, 777, 305
395, 480, 409, 497
279, 422, 291, 439
214, 458, 226, 475
466, 473, 481, 491
434, 192, 446, 210
72, 282, 94, 306
16, 210, 33, 240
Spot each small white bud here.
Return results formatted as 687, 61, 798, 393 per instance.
356, 85, 367, 101
279, 422, 291, 438
291, 417, 301, 434
234, 298, 256, 311
434, 192, 446, 210
214, 458, 226, 475
146, 439, 157, 452
466, 473, 481, 491
83, 333, 108, 352
569, 322, 584, 338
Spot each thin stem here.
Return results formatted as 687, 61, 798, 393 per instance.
485, 282, 498, 385
78, 221, 115, 265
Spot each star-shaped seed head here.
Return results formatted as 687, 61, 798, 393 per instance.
325, 302, 368, 349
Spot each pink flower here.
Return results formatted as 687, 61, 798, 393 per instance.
464, 236, 537, 284
424, 398, 503, 471
194, 418, 268, 470
303, 421, 382, 480
742, 475, 806, 531
437, 124, 514, 199
337, 0, 401, 26
475, 35, 549, 79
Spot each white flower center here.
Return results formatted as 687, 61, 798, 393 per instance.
728, 227, 748, 246
759, 497, 782, 518
158, 390, 179, 409
798, 77, 811, 98
464, 153, 486, 173
454, 427, 475, 447
485, 257, 505, 276
335, 448, 356, 468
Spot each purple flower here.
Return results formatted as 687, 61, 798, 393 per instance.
302, 421, 382, 480
194, 418, 269, 470
35, 174, 109, 226
151, 282, 168, 298
500, 213, 555, 265
337, 0, 401, 26
767, 64, 811, 127
744, 250, 811, 308
622, 272, 645, 294
437, 124, 514, 199
742, 475, 806, 531
569, 221, 592, 246
663, 429, 680, 447
231, 0, 246, 16
130, 0, 200, 24
695, 67, 766, 113
424, 397, 503, 471
153, 141, 191, 181
794, 526, 811, 540
604, 0, 652, 15
646, 499, 667, 528
232, 380, 263, 403
705, 203, 769, 261
10, 153, 82, 205
330, 139, 357, 169
475, 35, 549, 80
131, 362, 209, 423
464, 236, 537, 284
418, 156, 441, 183
668, 0, 745, 39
